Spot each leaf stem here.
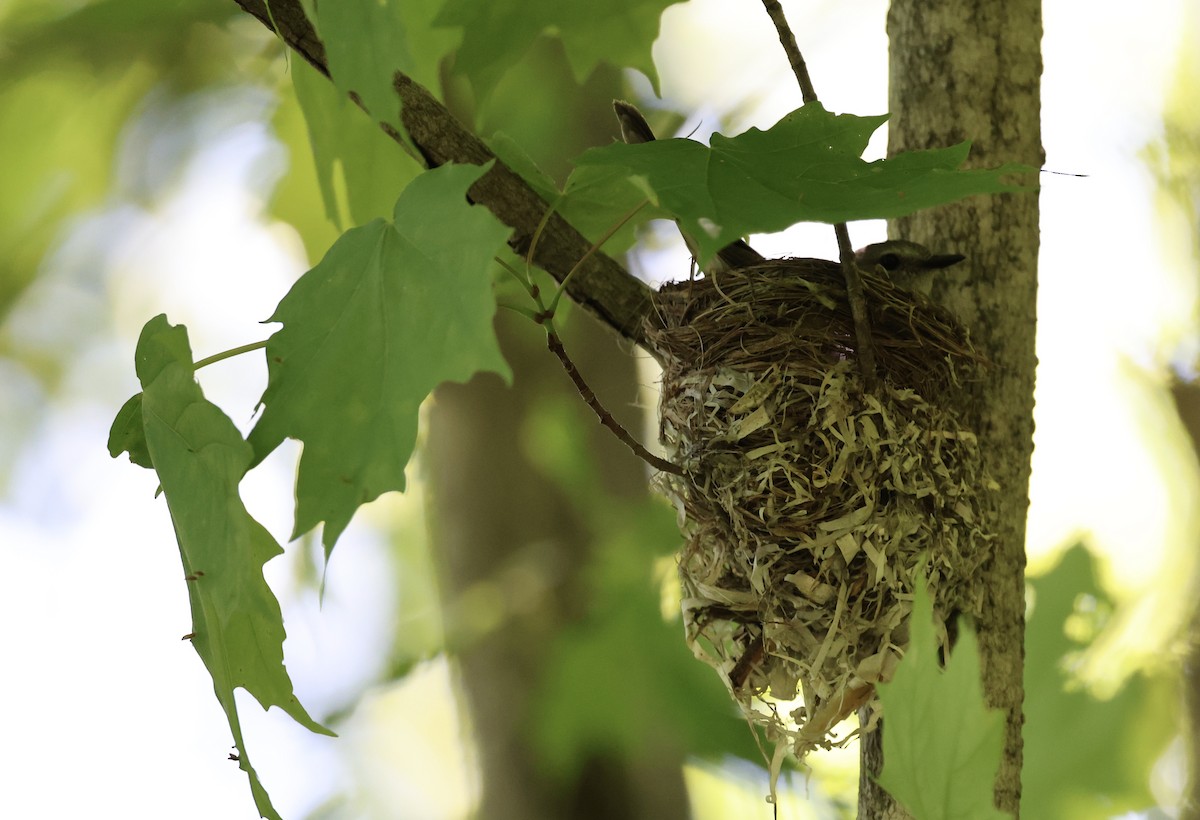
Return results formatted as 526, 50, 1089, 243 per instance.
496, 302, 540, 322
494, 256, 536, 294
549, 200, 647, 314
193, 340, 269, 371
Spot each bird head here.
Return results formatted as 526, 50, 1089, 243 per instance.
855, 240, 965, 279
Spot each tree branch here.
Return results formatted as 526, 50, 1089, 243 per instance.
545, 331, 682, 476
231, 0, 656, 347
759, 0, 878, 390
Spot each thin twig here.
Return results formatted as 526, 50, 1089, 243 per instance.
545, 332, 684, 476
759, 0, 879, 390
760, 0, 818, 104
834, 223, 878, 386
522, 201, 683, 477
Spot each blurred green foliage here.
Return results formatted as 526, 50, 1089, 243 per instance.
0, 0, 248, 320
1023, 544, 1177, 819
522, 392, 762, 775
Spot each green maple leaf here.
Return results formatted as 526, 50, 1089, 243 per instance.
108, 392, 151, 468
876, 578, 1009, 820
572, 102, 1033, 264
290, 58, 423, 230
113, 315, 332, 820
249, 163, 512, 549
435, 0, 684, 98
313, 0, 459, 130
490, 132, 666, 253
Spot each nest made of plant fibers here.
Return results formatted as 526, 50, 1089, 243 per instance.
645, 257, 997, 758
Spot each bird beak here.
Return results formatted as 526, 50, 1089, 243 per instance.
924, 253, 966, 270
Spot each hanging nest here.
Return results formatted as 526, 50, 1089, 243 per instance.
645, 257, 997, 758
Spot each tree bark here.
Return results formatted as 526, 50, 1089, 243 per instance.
862, 1, 1043, 817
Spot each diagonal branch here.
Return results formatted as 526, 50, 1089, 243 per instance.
231, 0, 656, 347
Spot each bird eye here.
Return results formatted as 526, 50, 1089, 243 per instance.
878, 253, 901, 271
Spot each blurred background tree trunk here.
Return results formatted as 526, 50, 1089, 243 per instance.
424, 40, 690, 819
1172, 385, 1200, 817
859, 1, 1044, 817
1156, 55, 1200, 813
426, 308, 689, 820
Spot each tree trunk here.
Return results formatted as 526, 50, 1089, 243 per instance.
860, 1, 1044, 817
1173, 382, 1200, 819
425, 308, 690, 820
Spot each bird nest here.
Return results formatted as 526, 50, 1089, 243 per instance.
645, 258, 996, 759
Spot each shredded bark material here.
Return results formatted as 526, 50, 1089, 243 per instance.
646, 258, 996, 759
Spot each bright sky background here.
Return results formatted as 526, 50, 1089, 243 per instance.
1, 1, 1197, 818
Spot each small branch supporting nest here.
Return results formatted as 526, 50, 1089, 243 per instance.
545, 330, 683, 476
760, 0, 880, 390
761, 0, 819, 105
